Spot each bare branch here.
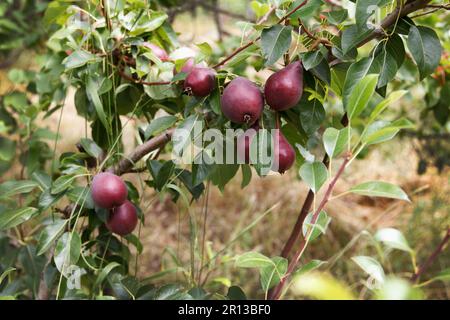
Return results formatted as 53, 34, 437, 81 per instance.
111, 129, 175, 175
411, 227, 450, 283
270, 152, 352, 300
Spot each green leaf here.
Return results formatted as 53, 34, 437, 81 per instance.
79, 138, 103, 158
374, 228, 412, 252
349, 181, 409, 201
261, 25, 293, 66
227, 286, 246, 300
302, 51, 324, 70
172, 115, 198, 158
155, 160, 175, 191
128, 12, 168, 36
341, 25, 372, 54
0, 137, 16, 162
294, 260, 327, 277
144, 116, 177, 140
302, 210, 331, 241
210, 164, 240, 192
260, 257, 288, 292
385, 33, 406, 68
352, 256, 385, 283
0, 180, 39, 199
299, 98, 325, 135
362, 123, 399, 146
51, 175, 76, 195
371, 48, 398, 88
37, 219, 68, 255
323, 127, 350, 159
241, 165, 252, 189
407, 25, 442, 80
86, 77, 110, 134
63, 50, 101, 69
324, 10, 348, 25
54, 232, 82, 275
0, 267, 16, 286
342, 57, 373, 108
66, 187, 95, 209
311, 59, 331, 84
0, 207, 38, 230
347, 74, 378, 121
288, 0, 324, 20
235, 252, 274, 268
95, 262, 121, 288
368, 90, 407, 123
299, 162, 328, 193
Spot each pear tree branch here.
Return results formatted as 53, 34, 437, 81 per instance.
270, 152, 352, 300
411, 227, 450, 283
280, 0, 432, 261
110, 129, 175, 175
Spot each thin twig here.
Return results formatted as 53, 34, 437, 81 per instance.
270, 152, 352, 300
411, 227, 450, 283
282, 0, 431, 261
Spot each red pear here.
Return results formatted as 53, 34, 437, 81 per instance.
184, 67, 216, 97
221, 77, 264, 125
264, 61, 303, 111
106, 200, 138, 236
91, 172, 128, 209
273, 131, 296, 174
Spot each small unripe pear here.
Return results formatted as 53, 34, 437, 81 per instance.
264, 61, 303, 111
91, 172, 128, 209
184, 67, 216, 97
106, 200, 138, 236
143, 42, 170, 62
273, 131, 296, 174
221, 77, 264, 125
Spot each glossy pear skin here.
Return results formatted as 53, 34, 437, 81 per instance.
143, 42, 169, 61
91, 172, 128, 209
184, 67, 216, 97
221, 77, 264, 125
264, 61, 303, 111
273, 131, 296, 174
106, 200, 138, 236
237, 124, 259, 164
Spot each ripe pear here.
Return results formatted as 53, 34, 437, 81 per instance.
264, 61, 303, 111
273, 131, 296, 174
184, 67, 216, 97
106, 200, 138, 236
91, 173, 128, 209
221, 77, 264, 125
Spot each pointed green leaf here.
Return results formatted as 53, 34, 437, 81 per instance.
349, 181, 409, 201
299, 162, 328, 193
261, 25, 292, 66
407, 25, 442, 80
323, 127, 350, 159
352, 256, 385, 283
347, 74, 378, 121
